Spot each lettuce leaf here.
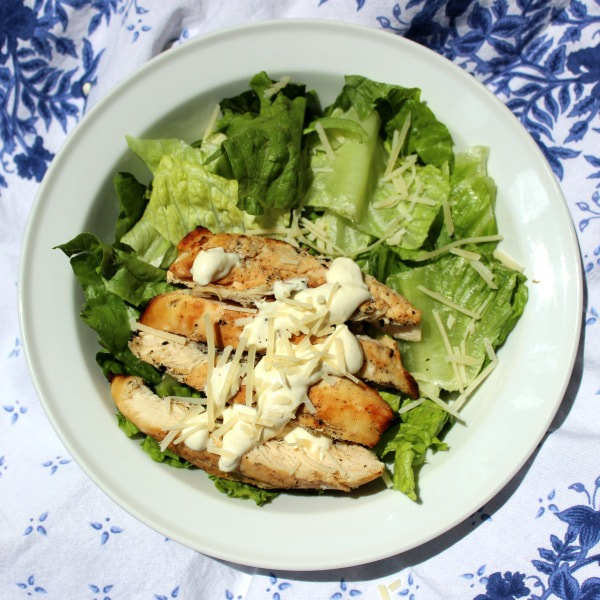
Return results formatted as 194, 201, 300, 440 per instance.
121, 138, 251, 266
209, 476, 279, 506
331, 74, 454, 168
56, 231, 171, 383
388, 253, 528, 391
304, 107, 383, 223
215, 71, 314, 216
436, 146, 498, 251
376, 399, 450, 501
362, 161, 450, 250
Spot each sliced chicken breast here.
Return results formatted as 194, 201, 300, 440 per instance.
111, 375, 385, 491
129, 332, 394, 447
168, 227, 421, 330
138, 290, 418, 397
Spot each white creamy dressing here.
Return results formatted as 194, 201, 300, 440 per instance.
183, 255, 372, 472
282, 426, 332, 462
191, 247, 240, 285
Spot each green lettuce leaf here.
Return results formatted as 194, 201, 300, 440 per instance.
304, 107, 383, 223
331, 74, 454, 168
209, 476, 279, 506
388, 253, 528, 391
215, 71, 312, 216
362, 161, 450, 250
113, 172, 149, 244
435, 146, 498, 251
376, 399, 450, 501
56, 233, 170, 382
121, 138, 251, 267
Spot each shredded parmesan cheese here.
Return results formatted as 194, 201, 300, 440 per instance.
493, 249, 525, 272
202, 103, 221, 142
432, 309, 464, 393
468, 259, 498, 289
413, 234, 504, 262
450, 247, 481, 261
442, 198, 455, 236
398, 398, 425, 415
417, 285, 480, 319
130, 320, 188, 345
263, 75, 291, 98
378, 584, 391, 600
314, 121, 336, 160
204, 313, 216, 426
384, 115, 411, 177
454, 359, 499, 412
483, 337, 497, 362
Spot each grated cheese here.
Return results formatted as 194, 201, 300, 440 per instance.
446, 353, 480, 366
378, 584, 391, 600
417, 285, 480, 319
453, 358, 499, 412
204, 313, 216, 427
442, 198, 455, 236
450, 247, 481, 261
202, 103, 221, 142
130, 320, 188, 345
468, 259, 498, 289
426, 392, 464, 421
446, 313, 456, 330
314, 121, 336, 160
412, 234, 504, 262
234, 316, 254, 327
244, 345, 256, 407
453, 344, 467, 390
265, 317, 276, 371
493, 249, 525, 273
263, 75, 291, 98
384, 115, 411, 178
381, 468, 394, 488
299, 217, 347, 256
222, 336, 247, 401
483, 337, 497, 362
398, 398, 425, 415
210, 299, 258, 313
432, 309, 464, 393
159, 428, 179, 452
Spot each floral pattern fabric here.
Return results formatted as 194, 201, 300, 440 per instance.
1, 1, 599, 599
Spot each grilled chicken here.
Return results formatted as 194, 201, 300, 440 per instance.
138, 290, 418, 397
111, 375, 385, 491
130, 331, 394, 447
168, 227, 421, 332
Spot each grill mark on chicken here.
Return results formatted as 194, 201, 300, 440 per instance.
111, 375, 384, 491
168, 227, 421, 329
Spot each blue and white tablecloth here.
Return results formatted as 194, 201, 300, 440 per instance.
1, 1, 599, 598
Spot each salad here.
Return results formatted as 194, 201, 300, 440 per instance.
58, 72, 527, 505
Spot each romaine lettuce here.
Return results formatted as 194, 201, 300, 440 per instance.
388, 254, 527, 391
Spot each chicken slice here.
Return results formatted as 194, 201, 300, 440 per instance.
168, 227, 421, 332
111, 375, 385, 491
138, 290, 418, 397
130, 332, 394, 448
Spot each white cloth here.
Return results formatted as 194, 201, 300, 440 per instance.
1, 2, 599, 599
